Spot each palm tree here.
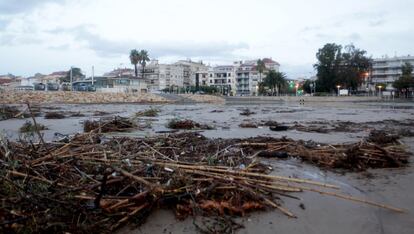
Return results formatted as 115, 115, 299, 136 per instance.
256, 59, 266, 83
264, 70, 287, 96
139, 50, 150, 79
129, 49, 140, 77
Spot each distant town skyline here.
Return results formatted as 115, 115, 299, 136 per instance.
1, 0, 413, 78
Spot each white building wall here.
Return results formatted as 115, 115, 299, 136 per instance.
371, 55, 414, 90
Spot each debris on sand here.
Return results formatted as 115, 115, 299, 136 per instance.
239, 122, 258, 128
291, 124, 329, 133
240, 109, 256, 116
397, 129, 414, 137
257, 151, 289, 158
19, 120, 48, 133
168, 119, 199, 129
84, 116, 136, 133
69, 111, 85, 117
0, 105, 20, 120
367, 130, 400, 145
240, 130, 410, 171
269, 125, 289, 131
210, 109, 224, 113
167, 119, 214, 130
44, 112, 66, 119
135, 108, 160, 117
0, 132, 405, 233
262, 120, 280, 126
93, 111, 111, 116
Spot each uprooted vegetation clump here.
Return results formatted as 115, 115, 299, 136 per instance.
19, 120, 48, 133
135, 108, 160, 117
0, 105, 42, 120
0, 105, 20, 120
84, 116, 136, 133
44, 112, 66, 119
167, 119, 214, 130
240, 109, 256, 116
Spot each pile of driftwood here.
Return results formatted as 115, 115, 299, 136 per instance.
0, 105, 20, 120
0, 130, 406, 233
84, 116, 137, 133
44, 112, 66, 119
167, 119, 214, 130
241, 130, 409, 171
0, 105, 42, 120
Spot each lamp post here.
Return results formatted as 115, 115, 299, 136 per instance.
70, 66, 73, 91
378, 85, 383, 97
336, 85, 340, 96
295, 83, 299, 97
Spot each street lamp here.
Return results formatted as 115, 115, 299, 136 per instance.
378, 85, 383, 97
70, 66, 73, 91
295, 84, 299, 96
336, 85, 341, 96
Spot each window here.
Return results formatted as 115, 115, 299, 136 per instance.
228, 79, 231, 83
210, 80, 212, 83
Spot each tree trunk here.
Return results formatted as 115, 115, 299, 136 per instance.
134, 64, 138, 77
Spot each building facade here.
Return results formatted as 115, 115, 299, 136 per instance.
174, 60, 209, 87
208, 64, 239, 95
235, 58, 280, 96
370, 55, 414, 90
142, 60, 185, 91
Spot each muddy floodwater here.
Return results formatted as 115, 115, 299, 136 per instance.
1, 101, 414, 234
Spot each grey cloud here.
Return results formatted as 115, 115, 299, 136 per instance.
50, 25, 249, 58
369, 19, 386, 27
0, 0, 66, 14
347, 33, 361, 41
0, 32, 42, 46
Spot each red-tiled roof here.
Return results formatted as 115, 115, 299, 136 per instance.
262, 58, 280, 65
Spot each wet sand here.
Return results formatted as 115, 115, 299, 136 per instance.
1, 101, 413, 233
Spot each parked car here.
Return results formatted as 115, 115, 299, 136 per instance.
87, 85, 96, 92
34, 83, 46, 91
75, 83, 89, 91
61, 83, 71, 91
47, 83, 59, 91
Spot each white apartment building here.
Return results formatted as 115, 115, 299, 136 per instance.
236, 61, 258, 96
208, 64, 239, 95
235, 58, 280, 96
174, 60, 209, 87
371, 55, 414, 90
143, 60, 185, 91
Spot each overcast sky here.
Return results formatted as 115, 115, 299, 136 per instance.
1, 0, 413, 78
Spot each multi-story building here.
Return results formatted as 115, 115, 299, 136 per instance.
142, 60, 185, 91
236, 61, 257, 96
370, 55, 414, 90
208, 64, 239, 95
174, 60, 209, 87
235, 58, 280, 96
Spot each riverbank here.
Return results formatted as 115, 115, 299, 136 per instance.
0, 91, 169, 104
